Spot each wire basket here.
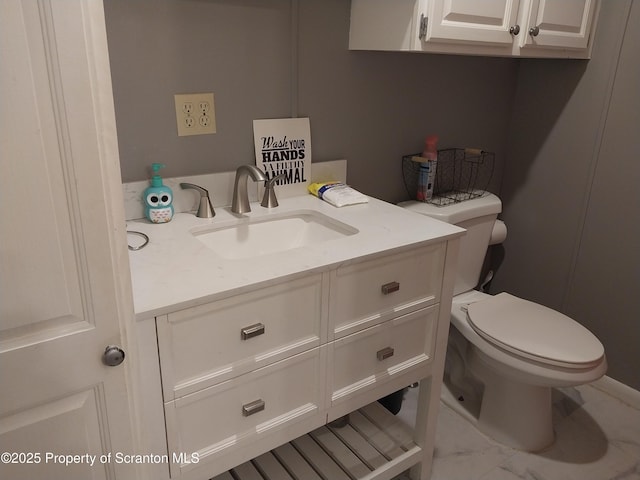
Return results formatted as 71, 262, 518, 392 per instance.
402, 148, 495, 206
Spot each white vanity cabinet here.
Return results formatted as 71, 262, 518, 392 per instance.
349, 0, 599, 58
128, 196, 463, 480
139, 241, 457, 480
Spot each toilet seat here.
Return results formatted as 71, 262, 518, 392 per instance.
466, 293, 604, 369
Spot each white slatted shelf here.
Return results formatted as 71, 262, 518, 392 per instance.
253, 452, 295, 479
272, 443, 324, 480
211, 402, 420, 480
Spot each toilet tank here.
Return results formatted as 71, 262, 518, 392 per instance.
399, 194, 502, 296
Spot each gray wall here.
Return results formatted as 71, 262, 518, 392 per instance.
493, 1, 639, 390
104, 0, 516, 203
104, 1, 638, 389
104, 0, 294, 181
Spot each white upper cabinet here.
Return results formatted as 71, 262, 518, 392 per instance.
518, 0, 598, 52
425, 0, 521, 47
349, 0, 599, 58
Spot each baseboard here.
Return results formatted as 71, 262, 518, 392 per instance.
592, 375, 640, 410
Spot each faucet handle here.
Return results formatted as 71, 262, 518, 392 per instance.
261, 173, 286, 208
180, 183, 215, 218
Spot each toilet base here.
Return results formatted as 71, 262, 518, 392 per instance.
469, 348, 555, 452
442, 327, 555, 452
441, 371, 555, 452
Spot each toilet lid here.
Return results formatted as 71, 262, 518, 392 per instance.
466, 293, 604, 368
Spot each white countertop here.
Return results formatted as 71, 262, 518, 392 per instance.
127, 194, 464, 319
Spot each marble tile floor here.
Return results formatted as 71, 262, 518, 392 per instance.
395, 383, 640, 480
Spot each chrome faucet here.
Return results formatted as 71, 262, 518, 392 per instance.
180, 183, 215, 218
261, 173, 286, 208
231, 165, 267, 214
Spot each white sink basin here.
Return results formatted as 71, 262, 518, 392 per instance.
191, 210, 358, 259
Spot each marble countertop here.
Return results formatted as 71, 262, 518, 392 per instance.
127, 194, 464, 319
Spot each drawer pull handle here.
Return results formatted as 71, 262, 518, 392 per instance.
242, 399, 265, 417
241, 323, 265, 340
377, 347, 395, 361
381, 281, 400, 295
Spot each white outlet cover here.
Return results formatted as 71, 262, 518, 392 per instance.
174, 93, 216, 136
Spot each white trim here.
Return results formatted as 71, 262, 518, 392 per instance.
592, 376, 640, 410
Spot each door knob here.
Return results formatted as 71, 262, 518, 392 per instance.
102, 345, 125, 366
529, 26, 540, 37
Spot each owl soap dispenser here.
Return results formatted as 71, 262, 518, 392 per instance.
143, 163, 174, 223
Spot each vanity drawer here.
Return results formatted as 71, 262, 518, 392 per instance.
330, 305, 438, 406
330, 244, 445, 338
157, 274, 327, 400
165, 348, 325, 478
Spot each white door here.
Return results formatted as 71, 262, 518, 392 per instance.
520, 0, 597, 50
0, 1, 137, 479
424, 0, 521, 45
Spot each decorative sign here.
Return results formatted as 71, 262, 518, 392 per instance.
253, 118, 311, 196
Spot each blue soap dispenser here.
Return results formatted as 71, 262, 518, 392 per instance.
143, 163, 174, 223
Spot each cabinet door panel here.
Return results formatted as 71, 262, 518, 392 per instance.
330, 305, 438, 405
521, 0, 597, 50
427, 0, 520, 45
158, 274, 326, 399
331, 245, 444, 338
165, 348, 324, 478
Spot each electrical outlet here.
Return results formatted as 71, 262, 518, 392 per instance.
174, 93, 216, 136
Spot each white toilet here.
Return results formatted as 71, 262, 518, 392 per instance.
400, 193, 607, 452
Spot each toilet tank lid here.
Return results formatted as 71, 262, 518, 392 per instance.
398, 193, 502, 225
